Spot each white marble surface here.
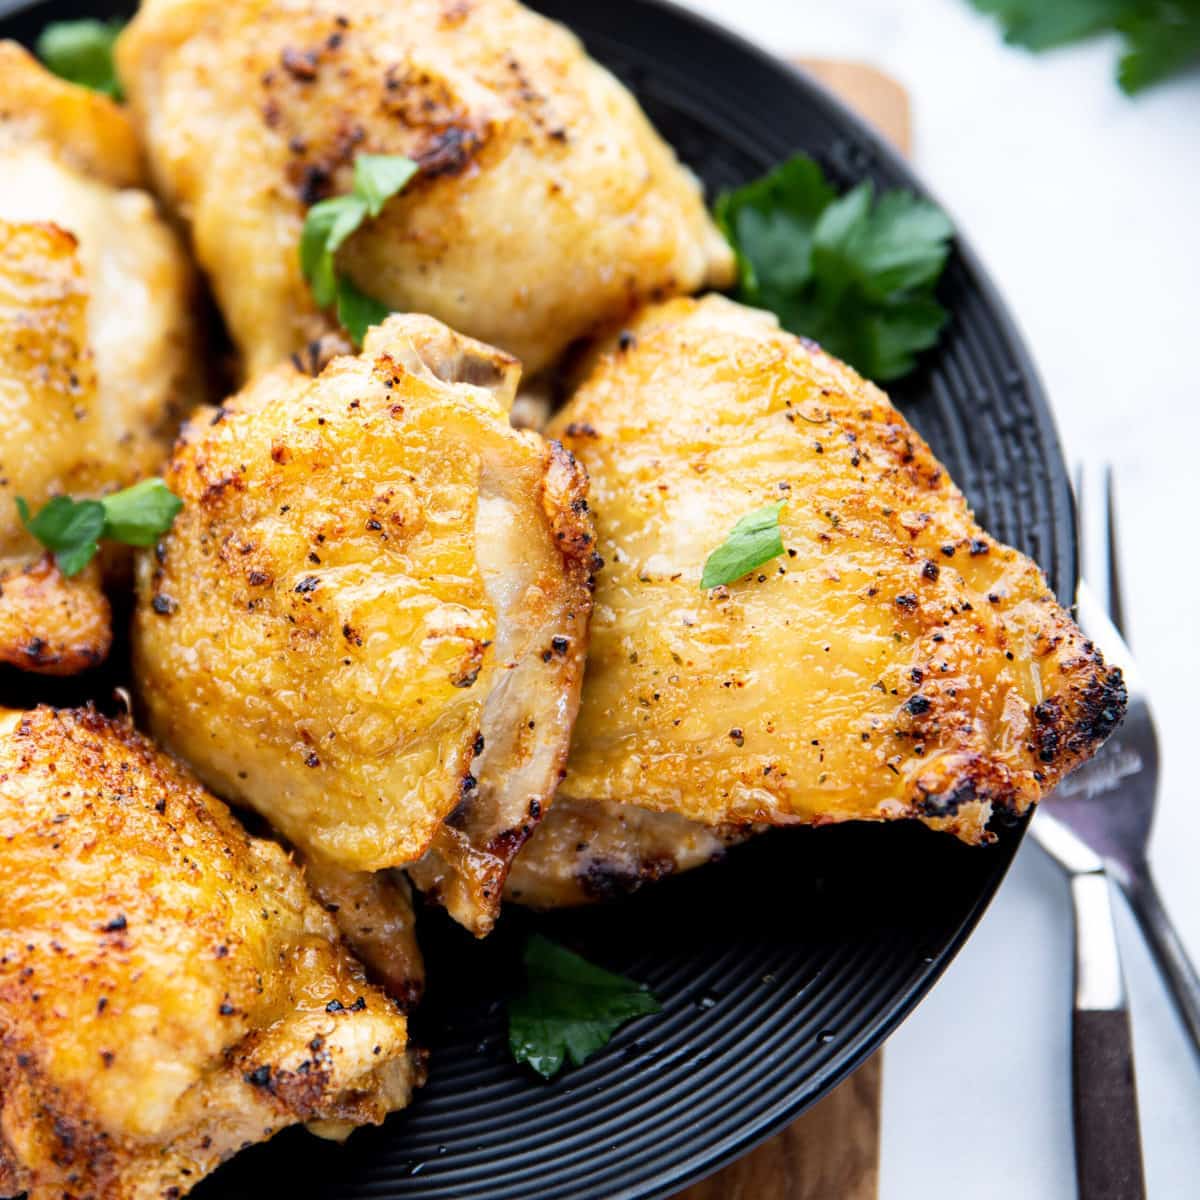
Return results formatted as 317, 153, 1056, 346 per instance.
674, 0, 1200, 1195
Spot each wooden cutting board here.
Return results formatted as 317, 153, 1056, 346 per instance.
673, 57, 910, 1200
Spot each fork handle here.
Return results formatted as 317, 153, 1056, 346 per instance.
1120, 862, 1200, 1060
1070, 872, 1146, 1200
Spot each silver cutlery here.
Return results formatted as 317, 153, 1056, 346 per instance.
1027, 464, 1171, 1200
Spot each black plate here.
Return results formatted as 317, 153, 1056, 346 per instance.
0, 0, 1075, 1196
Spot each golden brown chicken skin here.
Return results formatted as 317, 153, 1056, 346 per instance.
545, 295, 1125, 845
0, 47, 202, 675
133, 314, 595, 936
116, 0, 733, 379
0, 705, 418, 1200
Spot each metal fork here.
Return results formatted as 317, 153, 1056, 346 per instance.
1030, 466, 1200, 1198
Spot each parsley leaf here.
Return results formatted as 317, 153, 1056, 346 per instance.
36, 19, 125, 99
508, 935, 661, 1079
967, 0, 1200, 93
354, 155, 420, 218
16, 479, 183, 577
99, 479, 184, 546
299, 196, 368, 309
16, 496, 106, 578
716, 155, 952, 382
336, 275, 392, 347
299, 154, 418, 345
700, 501, 786, 590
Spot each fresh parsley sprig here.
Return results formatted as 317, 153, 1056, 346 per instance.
715, 154, 953, 382
16, 479, 183, 577
36, 19, 125, 99
967, 0, 1200, 94
701, 501, 786, 590
508, 935, 661, 1079
299, 154, 419, 346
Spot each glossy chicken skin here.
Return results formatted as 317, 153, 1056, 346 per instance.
116, 0, 734, 379
0, 46, 202, 674
0, 706, 417, 1200
546, 296, 1125, 844
134, 314, 595, 935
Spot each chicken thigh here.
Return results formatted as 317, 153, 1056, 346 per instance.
541, 295, 1124, 848
116, 0, 733, 379
133, 313, 595, 935
0, 45, 202, 674
0, 705, 418, 1200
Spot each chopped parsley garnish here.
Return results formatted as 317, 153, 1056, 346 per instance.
508, 935, 660, 1079
17, 479, 182, 577
701, 501, 786, 590
967, 0, 1200, 93
715, 154, 953, 382
299, 154, 419, 346
36, 19, 125, 99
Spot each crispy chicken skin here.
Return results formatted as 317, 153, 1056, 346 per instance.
116, 0, 734, 379
0, 47, 203, 675
133, 314, 595, 936
0, 705, 417, 1200
545, 296, 1125, 845
301, 859, 425, 1010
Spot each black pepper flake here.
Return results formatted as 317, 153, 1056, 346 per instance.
97, 997, 107, 1013
904, 694, 932, 716
367, 518, 382, 531
617, 331, 637, 351
101, 914, 127, 933
151, 594, 177, 616
729, 728, 745, 747
461, 774, 477, 794
921, 560, 940, 581
325, 999, 345, 1013
295, 575, 320, 594
551, 636, 569, 654
304, 752, 320, 768
219, 1001, 235, 1016
940, 543, 956, 557
895, 591, 918, 611
245, 1065, 272, 1087
247, 570, 270, 586
473, 733, 485, 756
349, 996, 366, 1011
970, 539, 990, 556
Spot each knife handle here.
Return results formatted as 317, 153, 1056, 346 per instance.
1070, 872, 1146, 1200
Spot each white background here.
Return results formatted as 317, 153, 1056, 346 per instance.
676, 1, 1200, 1195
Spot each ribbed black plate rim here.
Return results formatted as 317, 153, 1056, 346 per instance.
0, 0, 1074, 1196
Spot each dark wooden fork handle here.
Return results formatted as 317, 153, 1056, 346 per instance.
1073, 1008, 1146, 1200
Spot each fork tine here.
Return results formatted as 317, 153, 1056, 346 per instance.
1105, 465, 1128, 642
